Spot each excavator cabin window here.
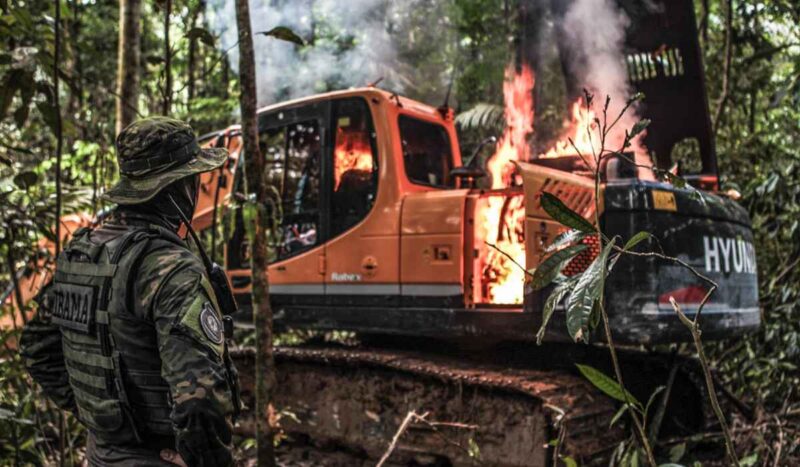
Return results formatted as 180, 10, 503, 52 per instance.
259, 119, 322, 260
399, 116, 454, 188
330, 98, 378, 237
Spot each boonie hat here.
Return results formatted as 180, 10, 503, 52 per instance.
102, 116, 228, 204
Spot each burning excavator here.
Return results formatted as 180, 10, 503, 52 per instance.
6, 0, 758, 346
188, 0, 757, 345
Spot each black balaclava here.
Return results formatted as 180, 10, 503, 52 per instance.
118, 173, 201, 231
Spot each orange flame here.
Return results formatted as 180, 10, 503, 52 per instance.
334, 127, 373, 190
539, 100, 599, 159
478, 65, 534, 305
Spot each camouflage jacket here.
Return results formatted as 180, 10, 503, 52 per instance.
20, 212, 239, 466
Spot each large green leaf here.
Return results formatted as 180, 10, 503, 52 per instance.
576, 364, 641, 406
566, 238, 616, 341
259, 26, 305, 46
545, 229, 587, 253
540, 192, 595, 233
536, 275, 579, 345
530, 244, 586, 290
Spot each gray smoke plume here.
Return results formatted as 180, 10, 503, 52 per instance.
557, 0, 647, 155
205, 0, 425, 106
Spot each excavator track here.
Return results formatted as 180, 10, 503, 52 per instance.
233, 343, 626, 466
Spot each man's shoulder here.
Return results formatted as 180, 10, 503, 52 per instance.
137, 238, 204, 278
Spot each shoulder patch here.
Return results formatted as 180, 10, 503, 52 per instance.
199, 302, 224, 345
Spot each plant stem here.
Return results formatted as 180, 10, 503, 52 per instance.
671, 298, 740, 466
590, 95, 656, 467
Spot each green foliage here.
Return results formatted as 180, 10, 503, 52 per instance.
576, 364, 641, 407
540, 191, 596, 233
259, 26, 305, 46
623, 231, 652, 252
565, 238, 615, 342
536, 274, 578, 345
455, 103, 504, 132
529, 243, 586, 291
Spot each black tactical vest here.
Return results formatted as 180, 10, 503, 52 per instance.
51, 223, 205, 446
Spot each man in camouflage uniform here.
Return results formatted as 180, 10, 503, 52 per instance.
20, 117, 241, 466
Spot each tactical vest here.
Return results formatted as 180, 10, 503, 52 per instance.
51, 223, 233, 447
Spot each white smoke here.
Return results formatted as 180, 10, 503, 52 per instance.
558, 0, 648, 158
205, 0, 420, 106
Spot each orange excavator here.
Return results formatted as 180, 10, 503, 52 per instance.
5, 0, 759, 347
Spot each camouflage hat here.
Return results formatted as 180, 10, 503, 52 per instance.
102, 116, 228, 205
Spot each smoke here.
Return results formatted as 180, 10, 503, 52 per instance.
205, 0, 422, 106
556, 0, 648, 157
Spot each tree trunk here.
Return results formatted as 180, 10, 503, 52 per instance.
162, 0, 172, 115
115, 0, 142, 134
221, 56, 229, 99
233, 0, 277, 465
712, 0, 733, 133
187, 15, 197, 103
187, 0, 205, 102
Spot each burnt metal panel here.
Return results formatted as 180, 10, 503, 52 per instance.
619, 0, 717, 175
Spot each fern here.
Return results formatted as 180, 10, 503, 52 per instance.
455, 103, 504, 131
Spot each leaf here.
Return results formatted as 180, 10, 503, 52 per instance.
540, 191, 595, 233
146, 55, 165, 65
530, 244, 587, 290
644, 386, 666, 419
13, 74, 34, 128
739, 453, 758, 466
624, 231, 652, 251
566, 238, 616, 341
561, 456, 578, 467
0, 69, 23, 120
668, 442, 686, 463
545, 229, 587, 253
628, 118, 651, 138
576, 364, 641, 406
455, 103, 505, 131
609, 403, 629, 427
185, 27, 215, 47
536, 275, 579, 345
658, 170, 687, 189
35, 100, 58, 134
13, 171, 38, 189
259, 26, 305, 46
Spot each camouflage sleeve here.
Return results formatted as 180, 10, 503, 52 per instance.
138, 246, 235, 467
19, 287, 76, 413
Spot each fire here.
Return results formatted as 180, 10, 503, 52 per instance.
539, 100, 598, 159
486, 65, 534, 189
478, 65, 534, 305
334, 127, 373, 190
537, 96, 655, 180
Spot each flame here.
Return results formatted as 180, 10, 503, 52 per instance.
478, 65, 534, 305
334, 127, 373, 190
539, 100, 599, 159
487, 65, 534, 189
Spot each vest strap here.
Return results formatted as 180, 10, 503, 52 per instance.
57, 261, 118, 277
96, 310, 109, 325
63, 344, 115, 370
65, 361, 107, 391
